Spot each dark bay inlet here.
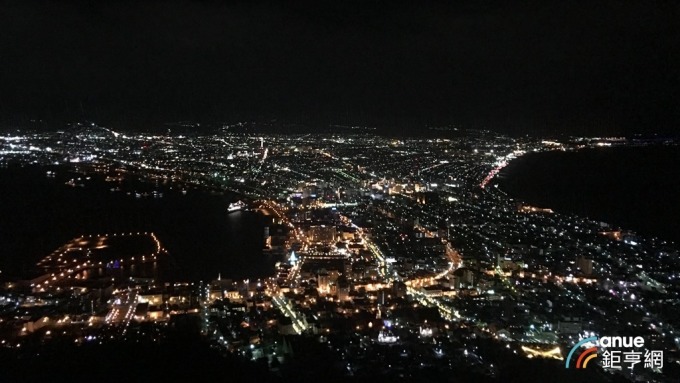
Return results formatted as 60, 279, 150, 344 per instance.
499, 145, 680, 244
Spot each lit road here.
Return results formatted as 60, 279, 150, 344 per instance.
408, 286, 461, 321
272, 295, 307, 334
339, 213, 388, 278
286, 261, 301, 284
105, 290, 138, 333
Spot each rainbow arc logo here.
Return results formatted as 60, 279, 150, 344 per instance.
565, 336, 598, 369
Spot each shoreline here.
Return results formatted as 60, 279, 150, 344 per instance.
492, 144, 680, 245
0, 164, 276, 282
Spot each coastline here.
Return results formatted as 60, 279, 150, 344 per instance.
493, 144, 680, 244
0, 164, 275, 281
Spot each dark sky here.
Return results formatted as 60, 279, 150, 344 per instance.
1, 0, 678, 135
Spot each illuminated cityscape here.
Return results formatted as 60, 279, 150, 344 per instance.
0, 126, 678, 381
1, 1, 679, 382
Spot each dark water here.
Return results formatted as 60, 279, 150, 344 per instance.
0, 165, 275, 281
499, 145, 680, 244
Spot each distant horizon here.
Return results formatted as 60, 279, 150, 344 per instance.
2, 0, 679, 137
2, 118, 679, 139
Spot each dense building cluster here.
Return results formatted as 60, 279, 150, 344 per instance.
0, 124, 679, 381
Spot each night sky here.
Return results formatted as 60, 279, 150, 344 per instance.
1, 0, 678, 135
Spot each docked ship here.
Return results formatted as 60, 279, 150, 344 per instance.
228, 200, 247, 213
